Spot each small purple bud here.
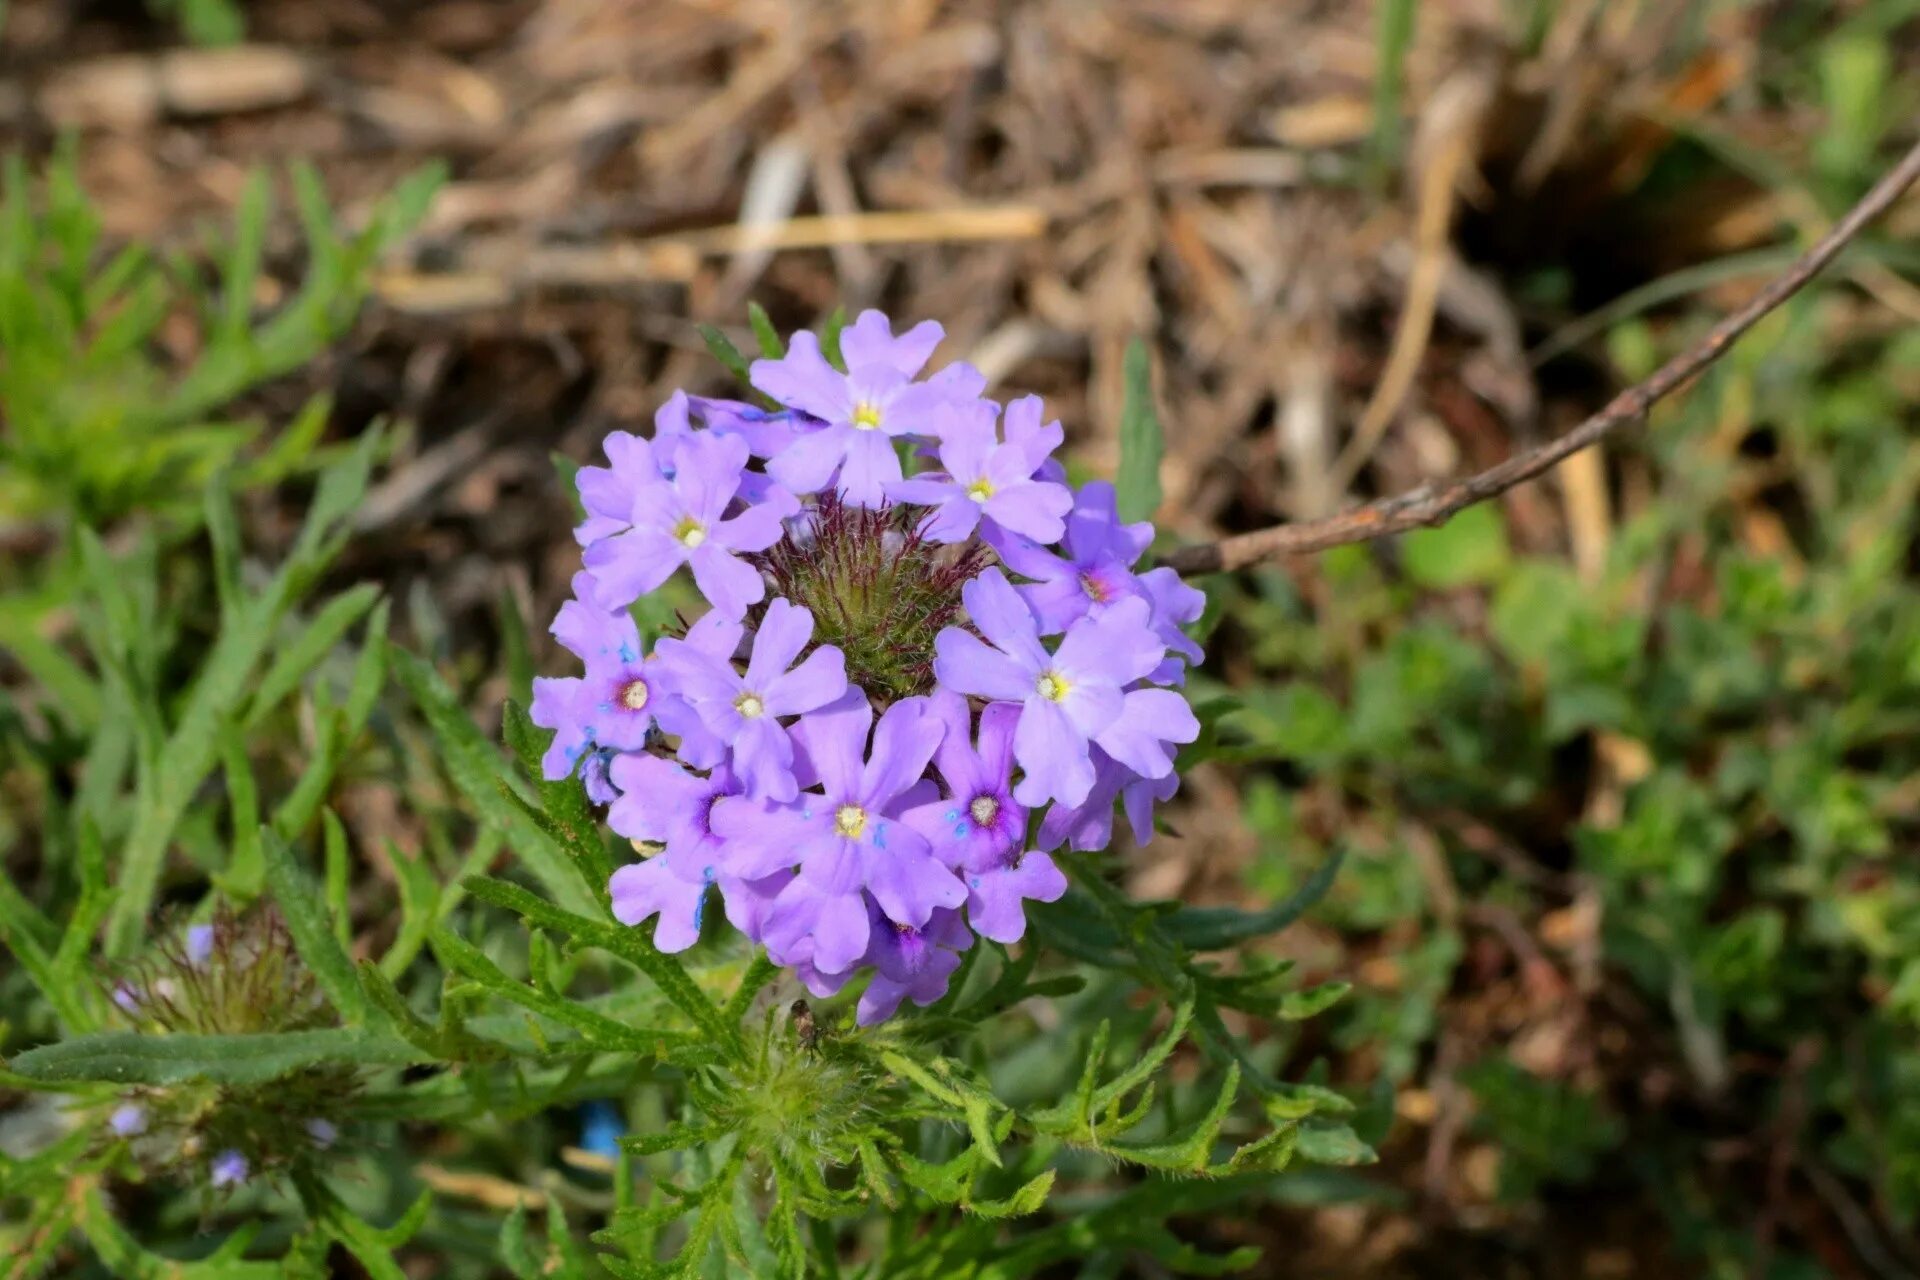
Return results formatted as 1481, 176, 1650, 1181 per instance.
305, 1118, 338, 1149
111, 983, 141, 1014
209, 1150, 249, 1188
186, 924, 216, 964
109, 1103, 147, 1137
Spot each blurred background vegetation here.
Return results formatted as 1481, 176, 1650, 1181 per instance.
2, 0, 1918, 1276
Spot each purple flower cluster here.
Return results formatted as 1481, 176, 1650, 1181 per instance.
535, 312, 1203, 1023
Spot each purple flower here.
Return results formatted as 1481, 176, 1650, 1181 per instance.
991, 481, 1154, 634
1037, 748, 1181, 853
689, 396, 808, 461
901, 692, 1064, 943
606, 758, 748, 952
530, 575, 670, 777
856, 903, 973, 1025
887, 398, 1072, 545
574, 394, 688, 546
306, 1118, 339, 1149
715, 695, 963, 974
750, 312, 986, 507
932, 569, 1165, 807
111, 983, 141, 1014
582, 430, 793, 617
185, 924, 215, 964
656, 598, 848, 801
209, 1150, 249, 1188
109, 1102, 147, 1137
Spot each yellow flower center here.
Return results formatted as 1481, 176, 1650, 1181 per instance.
834, 804, 868, 838
734, 692, 765, 718
618, 678, 650, 711
1035, 671, 1071, 702
965, 478, 995, 503
851, 401, 883, 431
673, 516, 707, 547
969, 795, 1000, 826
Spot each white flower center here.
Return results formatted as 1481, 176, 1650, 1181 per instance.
969, 794, 1000, 826
674, 515, 707, 547
851, 401, 883, 431
734, 691, 765, 718
1035, 671, 1071, 703
834, 804, 868, 838
966, 478, 995, 503
618, 678, 650, 711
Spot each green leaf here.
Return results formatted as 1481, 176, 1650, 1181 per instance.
462, 875, 738, 1055
391, 650, 594, 912
1401, 503, 1510, 590
9, 1029, 429, 1085
244, 583, 381, 729
430, 927, 700, 1056
1160, 851, 1345, 951
699, 324, 755, 385
1115, 338, 1163, 522
820, 306, 848, 371
262, 826, 369, 1025
746, 302, 785, 358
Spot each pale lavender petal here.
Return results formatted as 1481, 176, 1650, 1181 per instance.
962, 570, 1048, 672
918, 495, 982, 544
791, 695, 871, 798
609, 857, 709, 952
767, 424, 849, 496
933, 629, 1032, 703
887, 476, 958, 506
843, 311, 944, 376
584, 528, 684, 609
967, 853, 1066, 943
860, 697, 944, 808
714, 499, 790, 553
732, 716, 797, 801
860, 834, 964, 927
1012, 697, 1095, 808
689, 543, 764, 618
1094, 687, 1199, 779
1054, 598, 1163, 689
763, 645, 849, 718
982, 480, 1071, 544
836, 429, 903, 508
746, 598, 814, 687
751, 332, 850, 422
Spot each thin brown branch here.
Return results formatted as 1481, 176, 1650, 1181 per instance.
1162, 137, 1920, 577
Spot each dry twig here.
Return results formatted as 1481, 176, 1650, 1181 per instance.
1162, 138, 1920, 576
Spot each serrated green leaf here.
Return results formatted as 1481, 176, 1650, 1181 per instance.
9, 1029, 429, 1085
391, 651, 593, 912
262, 826, 368, 1024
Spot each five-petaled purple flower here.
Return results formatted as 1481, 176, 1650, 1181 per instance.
933, 569, 1166, 808
902, 692, 1064, 943
888, 397, 1073, 546
657, 599, 848, 801
750, 312, 986, 507
717, 695, 963, 974
582, 430, 792, 617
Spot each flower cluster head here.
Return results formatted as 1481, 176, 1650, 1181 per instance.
100, 907, 353, 1191
537, 312, 1203, 1023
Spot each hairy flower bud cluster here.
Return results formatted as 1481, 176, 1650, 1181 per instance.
101, 908, 350, 1190
534, 312, 1203, 1022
